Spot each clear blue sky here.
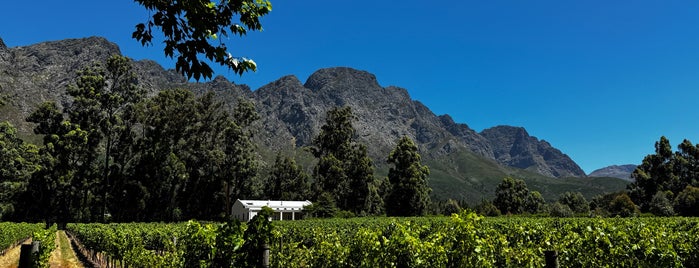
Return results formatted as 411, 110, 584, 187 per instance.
2, 1, 699, 174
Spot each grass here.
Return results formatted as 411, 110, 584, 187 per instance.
49, 231, 82, 268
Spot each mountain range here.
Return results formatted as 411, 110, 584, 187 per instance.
0, 36, 629, 203
588, 165, 636, 181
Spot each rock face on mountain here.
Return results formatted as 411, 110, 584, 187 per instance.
480, 126, 587, 178
589, 164, 636, 181
0, 37, 116, 132
252, 67, 492, 163
0, 36, 589, 181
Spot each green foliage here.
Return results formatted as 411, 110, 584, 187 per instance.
133, 0, 272, 80
54, 216, 699, 267
310, 106, 378, 215
0, 222, 43, 252
442, 199, 462, 215
525, 191, 545, 214
629, 136, 699, 212
264, 153, 310, 200
649, 191, 675, 216
241, 206, 274, 267
386, 136, 431, 216
493, 177, 530, 214
309, 106, 355, 160
674, 185, 699, 216
26, 100, 95, 223
271, 214, 699, 267
15, 56, 262, 222
609, 193, 639, 217
32, 224, 57, 268
0, 121, 39, 220
549, 202, 574, 217
474, 200, 501, 216
66, 55, 143, 222
558, 191, 589, 214
304, 192, 338, 218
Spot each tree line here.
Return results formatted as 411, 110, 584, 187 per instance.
476, 177, 639, 217
0, 55, 433, 223
478, 136, 699, 217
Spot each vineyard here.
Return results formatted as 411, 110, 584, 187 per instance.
0, 222, 43, 255
2, 213, 699, 267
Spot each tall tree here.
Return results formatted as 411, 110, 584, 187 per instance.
68, 55, 143, 221
222, 98, 260, 211
675, 139, 699, 190
131, 89, 199, 221
493, 177, 530, 215
26, 102, 93, 223
627, 136, 699, 211
133, 0, 272, 80
0, 122, 39, 220
310, 106, 377, 215
126, 90, 260, 221
675, 186, 699, 216
385, 136, 431, 216
264, 153, 310, 201
525, 191, 545, 214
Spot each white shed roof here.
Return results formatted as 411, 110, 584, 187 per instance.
236, 199, 312, 209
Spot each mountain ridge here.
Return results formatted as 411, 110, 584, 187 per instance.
0, 36, 628, 202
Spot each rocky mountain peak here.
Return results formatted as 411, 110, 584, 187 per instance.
481, 125, 586, 178
274, 75, 304, 88
0, 37, 9, 62
304, 67, 380, 92
22, 37, 121, 66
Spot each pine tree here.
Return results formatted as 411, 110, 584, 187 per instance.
385, 136, 431, 216
310, 106, 377, 215
265, 153, 310, 201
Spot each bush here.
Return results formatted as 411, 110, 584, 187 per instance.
549, 202, 574, 217
675, 186, 699, 216
558, 192, 589, 214
609, 193, 639, 217
649, 191, 675, 216
442, 199, 462, 216
474, 200, 501, 216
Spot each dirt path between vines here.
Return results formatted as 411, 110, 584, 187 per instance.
48, 231, 83, 268
0, 231, 86, 268
0, 238, 29, 268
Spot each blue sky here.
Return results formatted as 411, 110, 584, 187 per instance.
2, 1, 699, 174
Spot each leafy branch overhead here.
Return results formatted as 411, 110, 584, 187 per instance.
133, 0, 272, 80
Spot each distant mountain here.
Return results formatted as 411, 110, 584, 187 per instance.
0, 36, 628, 203
589, 165, 637, 181
480, 126, 587, 178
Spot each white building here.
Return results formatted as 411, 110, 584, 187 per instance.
231, 199, 312, 221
